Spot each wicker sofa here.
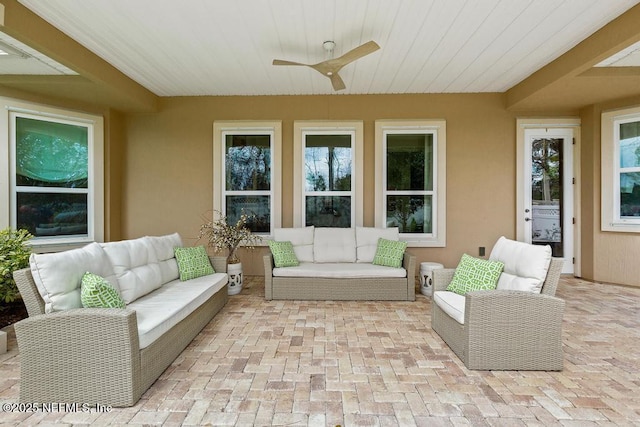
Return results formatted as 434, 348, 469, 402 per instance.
12, 233, 228, 407
264, 226, 416, 301
431, 237, 565, 371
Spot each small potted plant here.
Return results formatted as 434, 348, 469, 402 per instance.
199, 210, 261, 295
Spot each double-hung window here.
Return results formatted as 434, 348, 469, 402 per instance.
293, 121, 363, 228
375, 120, 446, 246
602, 107, 640, 231
1, 98, 104, 246
213, 121, 281, 237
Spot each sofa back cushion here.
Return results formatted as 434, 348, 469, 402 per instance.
489, 236, 552, 293
146, 232, 182, 284
313, 227, 357, 263
102, 237, 164, 304
355, 227, 400, 263
273, 226, 314, 262
29, 242, 117, 313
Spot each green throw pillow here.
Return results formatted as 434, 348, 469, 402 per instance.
80, 272, 126, 309
268, 240, 299, 267
174, 246, 215, 281
372, 238, 407, 268
446, 254, 504, 295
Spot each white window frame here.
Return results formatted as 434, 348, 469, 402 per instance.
213, 121, 282, 240
0, 97, 104, 248
293, 121, 363, 228
602, 106, 640, 232
375, 120, 446, 247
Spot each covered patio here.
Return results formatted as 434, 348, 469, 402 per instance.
1, 275, 639, 426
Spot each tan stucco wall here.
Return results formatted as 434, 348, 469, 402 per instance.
122, 93, 520, 274
104, 109, 125, 242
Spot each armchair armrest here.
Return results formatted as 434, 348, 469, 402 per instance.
464, 290, 565, 369
433, 268, 456, 292
14, 308, 142, 406
465, 289, 565, 324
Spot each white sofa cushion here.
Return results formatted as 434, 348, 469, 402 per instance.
146, 233, 182, 284
489, 236, 552, 293
273, 226, 315, 262
101, 237, 164, 304
127, 272, 228, 348
313, 227, 357, 263
433, 291, 466, 325
355, 227, 400, 263
272, 262, 407, 278
29, 242, 117, 313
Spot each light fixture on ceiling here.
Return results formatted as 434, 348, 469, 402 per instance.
323, 40, 336, 54
323, 41, 335, 75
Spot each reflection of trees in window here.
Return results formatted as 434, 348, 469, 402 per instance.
304, 134, 353, 227
386, 195, 432, 233
226, 195, 271, 233
531, 138, 561, 203
224, 134, 272, 233
15, 116, 90, 237
386, 135, 431, 191
305, 196, 351, 227
225, 135, 270, 191
385, 133, 433, 234
304, 135, 351, 191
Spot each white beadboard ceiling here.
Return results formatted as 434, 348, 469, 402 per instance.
14, 0, 640, 97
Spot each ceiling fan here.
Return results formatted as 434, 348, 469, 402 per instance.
273, 40, 380, 91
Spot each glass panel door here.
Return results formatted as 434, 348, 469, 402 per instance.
524, 128, 574, 274
530, 138, 563, 256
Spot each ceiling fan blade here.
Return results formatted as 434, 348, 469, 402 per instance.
273, 41, 379, 91
272, 59, 309, 66
333, 41, 380, 67
330, 73, 346, 91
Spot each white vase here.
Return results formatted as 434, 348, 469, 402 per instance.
227, 262, 243, 295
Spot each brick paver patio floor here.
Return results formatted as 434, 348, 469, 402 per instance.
1, 275, 639, 426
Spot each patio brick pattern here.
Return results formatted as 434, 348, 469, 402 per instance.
1, 275, 639, 426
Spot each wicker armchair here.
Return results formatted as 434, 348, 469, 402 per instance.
431, 257, 564, 371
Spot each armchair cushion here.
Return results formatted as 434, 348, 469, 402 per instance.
489, 236, 552, 293
433, 291, 465, 324
446, 254, 503, 295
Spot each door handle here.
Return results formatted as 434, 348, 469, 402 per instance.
525, 217, 531, 222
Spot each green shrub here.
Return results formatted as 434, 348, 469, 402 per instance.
0, 228, 33, 303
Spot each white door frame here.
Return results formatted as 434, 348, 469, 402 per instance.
516, 118, 581, 277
